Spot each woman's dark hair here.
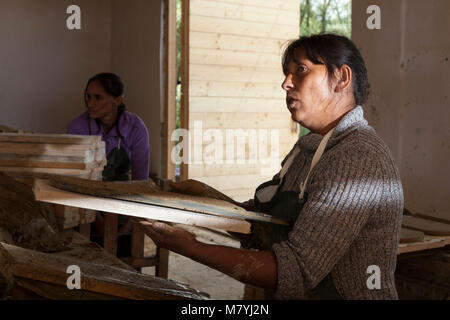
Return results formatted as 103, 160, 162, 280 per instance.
84, 72, 126, 112
282, 33, 370, 105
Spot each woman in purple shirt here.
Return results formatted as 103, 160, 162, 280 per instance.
67, 72, 150, 181
67, 73, 150, 254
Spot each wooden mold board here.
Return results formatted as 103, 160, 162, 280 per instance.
47, 175, 288, 225
33, 179, 252, 234
0, 241, 207, 300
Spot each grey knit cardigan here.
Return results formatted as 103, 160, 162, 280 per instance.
272, 106, 404, 299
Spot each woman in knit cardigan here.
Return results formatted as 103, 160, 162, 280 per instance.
139, 34, 404, 300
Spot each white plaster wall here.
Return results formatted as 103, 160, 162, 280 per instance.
352, 0, 450, 215
0, 0, 163, 177
0, 0, 111, 133
111, 0, 163, 178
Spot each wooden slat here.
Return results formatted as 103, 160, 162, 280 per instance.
190, 48, 281, 69
33, 179, 253, 234
189, 112, 293, 129
189, 162, 282, 178
191, 0, 299, 26
397, 236, 450, 254
0, 158, 106, 170
189, 97, 286, 113
190, 80, 285, 98
190, 15, 298, 40
213, 0, 300, 11
190, 31, 289, 54
0, 133, 101, 145
0, 142, 104, 157
190, 64, 283, 83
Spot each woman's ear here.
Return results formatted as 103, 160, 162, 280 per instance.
114, 96, 124, 107
335, 64, 352, 92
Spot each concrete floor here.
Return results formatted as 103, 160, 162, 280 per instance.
142, 224, 245, 300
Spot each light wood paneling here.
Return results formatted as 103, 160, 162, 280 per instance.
191, 0, 299, 26
186, 0, 299, 201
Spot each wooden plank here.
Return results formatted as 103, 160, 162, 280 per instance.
33, 179, 253, 234
189, 112, 293, 129
213, 0, 300, 11
190, 80, 285, 98
190, 48, 281, 69
402, 215, 450, 236
190, 15, 299, 40
0, 141, 104, 154
190, 31, 289, 54
190, 64, 284, 83
0, 242, 207, 300
397, 236, 449, 254
189, 97, 286, 113
0, 133, 101, 145
0, 152, 104, 165
0, 167, 103, 181
0, 158, 106, 170
44, 176, 285, 225
400, 227, 425, 243
189, 161, 284, 177
411, 211, 450, 225
191, 0, 299, 26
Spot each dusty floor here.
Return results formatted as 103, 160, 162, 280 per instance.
142, 224, 245, 300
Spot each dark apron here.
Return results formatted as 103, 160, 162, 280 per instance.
90, 120, 132, 257
102, 138, 131, 182
89, 119, 131, 182
243, 129, 341, 300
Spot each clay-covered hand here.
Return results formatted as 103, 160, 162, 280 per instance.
137, 219, 197, 254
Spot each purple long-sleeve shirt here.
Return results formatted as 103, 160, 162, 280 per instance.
67, 111, 150, 181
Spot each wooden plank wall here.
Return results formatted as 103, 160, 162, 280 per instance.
187, 0, 300, 202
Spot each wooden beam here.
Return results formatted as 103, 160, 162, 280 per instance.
180, 0, 190, 181
161, 0, 178, 181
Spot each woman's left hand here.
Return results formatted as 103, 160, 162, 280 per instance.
137, 219, 197, 253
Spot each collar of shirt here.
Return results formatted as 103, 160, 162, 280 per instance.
89, 111, 133, 140
297, 106, 369, 152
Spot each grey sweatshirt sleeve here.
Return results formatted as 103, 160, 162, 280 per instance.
272, 143, 388, 299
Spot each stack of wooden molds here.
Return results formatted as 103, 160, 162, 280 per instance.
0, 133, 107, 230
